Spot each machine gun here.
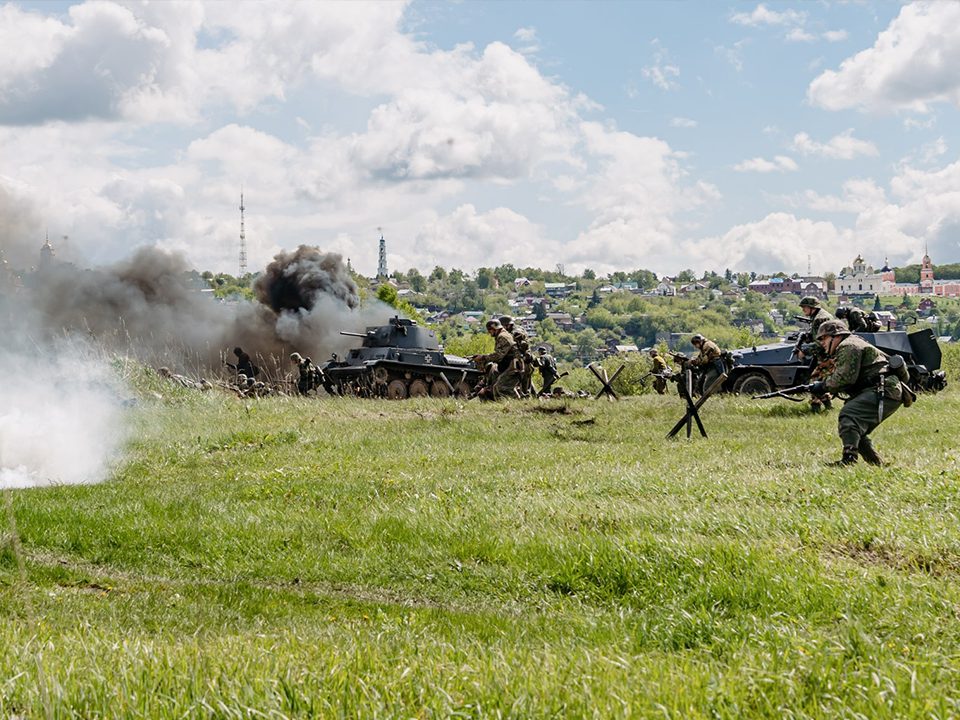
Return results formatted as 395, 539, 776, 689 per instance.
751, 382, 822, 402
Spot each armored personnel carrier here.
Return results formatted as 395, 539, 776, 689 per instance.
724, 327, 946, 396
321, 317, 482, 399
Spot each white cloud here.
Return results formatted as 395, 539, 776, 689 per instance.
513, 26, 540, 54
791, 129, 879, 160
642, 42, 680, 91
786, 28, 816, 43
730, 4, 805, 27
823, 30, 849, 43
714, 42, 746, 72
808, 1, 960, 113
670, 117, 697, 128
733, 156, 798, 173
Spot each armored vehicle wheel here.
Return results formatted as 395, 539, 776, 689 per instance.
455, 380, 473, 398
386, 379, 408, 399
733, 372, 773, 396
409, 379, 429, 397
430, 380, 452, 398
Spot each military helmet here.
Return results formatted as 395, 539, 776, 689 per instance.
834, 307, 848, 318
290, 352, 302, 362
691, 333, 704, 344
799, 296, 821, 309
486, 319, 502, 331
649, 349, 659, 356
237, 373, 247, 383
537, 346, 547, 353
499, 315, 514, 327
816, 319, 852, 339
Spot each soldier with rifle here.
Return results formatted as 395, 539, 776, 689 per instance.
643, 349, 672, 395
501, 315, 535, 397
226, 346, 259, 379
535, 345, 560, 395
678, 334, 723, 396
290, 352, 320, 395
795, 296, 835, 412
471, 319, 520, 401
755, 320, 911, 465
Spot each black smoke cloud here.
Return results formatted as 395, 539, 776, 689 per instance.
4, 243, 387, 378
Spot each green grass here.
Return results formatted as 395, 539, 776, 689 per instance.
4, 373, 960, 718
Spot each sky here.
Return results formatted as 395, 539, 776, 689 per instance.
2, 0, 960, 279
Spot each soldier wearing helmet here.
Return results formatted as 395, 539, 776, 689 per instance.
648, 348, 670, 395
810, 319, 904, 466
536, 345, 559, 395
472, 319, 520, 400
501, 315, 534, 396
290, 351, 317, 395
796, 295, 835, 412
682, 334, 723, 395
835, 305, 870, 333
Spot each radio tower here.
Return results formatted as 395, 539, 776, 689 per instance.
238, 189, 247, 278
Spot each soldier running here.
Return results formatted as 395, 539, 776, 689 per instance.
472, 319, 521, 401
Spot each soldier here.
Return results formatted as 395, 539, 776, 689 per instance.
536, 346, 559, 395
290, 352, 317, 395
649, 349, 671, 395
682, 334, 723, 395
471, 319, 520, 400
835, 306, 870, 333
227, 347, 259, 379
157, 366, 201, 389
809, 319, 905, 466
797, 296, 836, 412
500, 315, 535, 396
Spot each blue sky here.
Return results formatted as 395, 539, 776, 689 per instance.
1, 1, 959, 278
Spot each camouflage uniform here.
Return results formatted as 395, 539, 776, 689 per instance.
840, 307, 869, 333
798, 299, 836, 411
536, 349, 559, 395
477, 327, 520, 400
689, 338, 722, 394
819, 322, 902, 465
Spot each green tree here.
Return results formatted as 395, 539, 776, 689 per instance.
534, 302, 548, 321
476, 267, 495, 289
874, 295, 882, 310
429, 266, 447, 282
582, 268, 596, 280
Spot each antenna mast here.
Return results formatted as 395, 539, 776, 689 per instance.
238, 189, 247, 278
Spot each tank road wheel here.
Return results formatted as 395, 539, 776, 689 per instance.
430, 380, 452, 398
386, 379, 408, 400
409, 379, 429, 397
455, 380, 473, 398
733, 372, 773, 396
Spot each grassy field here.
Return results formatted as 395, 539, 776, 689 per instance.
4, 366, 960, 718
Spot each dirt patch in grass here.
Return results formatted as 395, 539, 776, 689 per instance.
824, 542, 960, 577
527, 403, 584, 416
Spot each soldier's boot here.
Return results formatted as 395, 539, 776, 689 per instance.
828, 445, 859, 466
858, 438, 883, 466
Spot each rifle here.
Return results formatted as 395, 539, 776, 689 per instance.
666, 351, 689, 365
639, 371, 672, 384
792, 315, 812, 324
751, 383, 821, 402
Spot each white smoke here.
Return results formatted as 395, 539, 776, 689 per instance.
0, 338, 127, 489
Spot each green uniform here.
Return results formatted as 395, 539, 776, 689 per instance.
296, 357, 317, 395
511, 325, 535, 395
822, 334, 901, 463
690, 339, 722, 393
800, 308, 836, 359
477, 329, 520, 400
537, 352, 559, 394
844, 307, 868, 333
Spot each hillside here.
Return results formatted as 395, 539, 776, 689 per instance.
3, 378, 960, 717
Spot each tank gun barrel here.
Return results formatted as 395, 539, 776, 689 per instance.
340, 331, 372, 338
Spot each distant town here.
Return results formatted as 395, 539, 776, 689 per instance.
4, 235, 960, 365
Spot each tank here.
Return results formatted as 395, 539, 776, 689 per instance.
320, 317, 482, 399
722, 327, 947, 396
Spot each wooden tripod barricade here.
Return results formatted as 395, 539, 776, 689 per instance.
667, 370, 728, 439
587, 362, 624, 401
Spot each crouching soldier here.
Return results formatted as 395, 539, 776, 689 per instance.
809, 320, 909, 466
290, 352, 318, 395
471, 319, 521, 401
